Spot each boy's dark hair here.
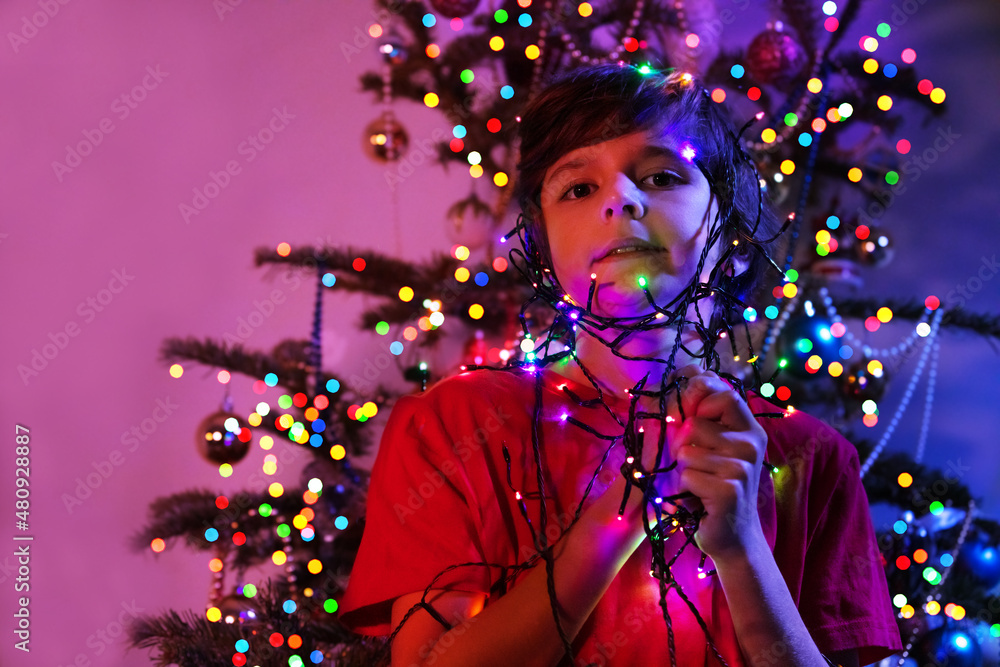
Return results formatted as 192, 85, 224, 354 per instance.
514, 63, 780, 317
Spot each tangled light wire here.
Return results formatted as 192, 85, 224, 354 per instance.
382, 91, 794, 667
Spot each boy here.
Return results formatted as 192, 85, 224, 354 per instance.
339, 64, 902, 667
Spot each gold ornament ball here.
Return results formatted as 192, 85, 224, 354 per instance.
196, 410, 250, 465
841, 360, 888, 403
363, 115, 408, 162
445, 193, 495, 250
217, 593, 259, 624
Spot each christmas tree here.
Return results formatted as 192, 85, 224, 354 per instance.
128, 263, 392, 665
129, 1, 1000, 665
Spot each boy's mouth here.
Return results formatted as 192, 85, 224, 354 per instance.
593, 239, 665, 263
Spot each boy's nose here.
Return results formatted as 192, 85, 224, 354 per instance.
603, 176, 645, 222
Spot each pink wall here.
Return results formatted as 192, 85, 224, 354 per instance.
1, 1, 998, 665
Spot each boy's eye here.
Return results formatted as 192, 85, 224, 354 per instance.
643, 171, 680, 187
562, 183, 594, 200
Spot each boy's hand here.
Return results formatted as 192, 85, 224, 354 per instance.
658, 365, 768, 563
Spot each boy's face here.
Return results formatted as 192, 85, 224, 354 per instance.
539, 124, 723, 323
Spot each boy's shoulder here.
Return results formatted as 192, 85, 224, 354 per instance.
427, 366, 533, 397
395, 367, 536, 414
747, 393, 861, 475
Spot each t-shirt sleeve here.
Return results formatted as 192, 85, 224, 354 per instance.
799, 429, 903, 665
337, 395, 492, 637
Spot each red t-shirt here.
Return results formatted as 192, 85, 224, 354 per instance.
339, 367, 902, 666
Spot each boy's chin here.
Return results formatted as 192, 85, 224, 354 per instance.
592, 287, 656, 320
592, 279, 688, 321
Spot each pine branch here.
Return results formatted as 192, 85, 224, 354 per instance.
256, 244, 535, 332
823, 0, 865, 57
130, 488, 228, 550
130, 488, 313, 554
130, 482, 371, 573
833, 298, 1000, 341
862, 451, 974, 512
255, 245, 449, 294
129, 608, 235, 666
161, 336, 312, 394
831, 53, 946, 118
129, 581, 390, 667
160, 335, 386, 456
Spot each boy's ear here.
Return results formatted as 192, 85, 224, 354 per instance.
731, 252, 750, 278
723, 250, 750, 279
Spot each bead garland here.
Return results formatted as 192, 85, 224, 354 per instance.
673, 0, 690, 36
859, 308, 943, 479
557, 0, 648, 65
311, 261, 325, 397
526, 0, 553, 101
278, 512, 297, 597
817, 285, 932, 365
209, 545, 225, 605
913, 338, 940, 465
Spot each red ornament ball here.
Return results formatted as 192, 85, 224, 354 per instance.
429, 0, 480, 18
745, 27, 808, 86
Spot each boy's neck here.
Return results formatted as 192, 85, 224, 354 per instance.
556, 326, 704, 398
